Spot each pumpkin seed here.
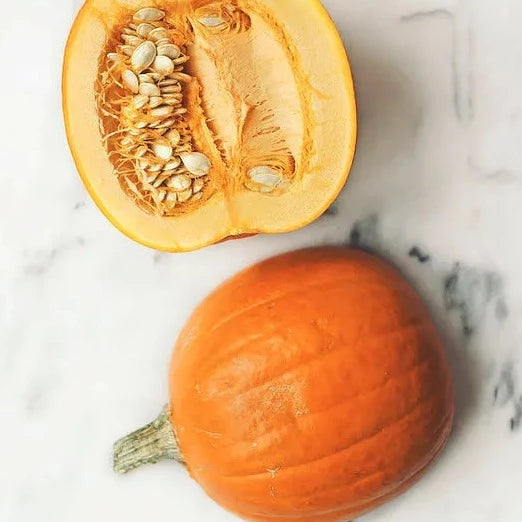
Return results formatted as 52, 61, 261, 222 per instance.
139, 73, 154, 83
122, 34, 144, 47
131, 41, 157, 72
157, 43, 180, 59
159, 79, 180, 87
151, 55, 174, 75
137, 23, 155, 38
176, 188, 193, 202
139, 82, 161, 96
157, 118, 176, 128
148, 163, 164, 172
121, 45, 134, 56
150, 105, 174, 118
165, 192, 177, 206
153, 173, 170, 188
173, 56, 190, 65
248, 166, 283, 190
162, 96, 182, 106
180, 152, 211, 177
167, 174, 191, 191
164, 157, 182, 171
155, 38, 170, 47
149, 96, 163, 108
165, 129, 181, 146
170, 72, 192, 83
122, 69, 139, 93
192, 178, 205, 193
133, 8, 165, 22
163, 93, 183, 99
161, 85, 181, 94
152, 142, 173, 161
148, 27, 169, 41
132, 94, 149, 109
198, 15, 226, 28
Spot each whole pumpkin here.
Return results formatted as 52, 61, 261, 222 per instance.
114, 247, 454, 521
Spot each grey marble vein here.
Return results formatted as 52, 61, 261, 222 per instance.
400, 7, 474, 123
443, 264, 506, 337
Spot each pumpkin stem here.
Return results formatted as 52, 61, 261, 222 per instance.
113, 405, 184, 474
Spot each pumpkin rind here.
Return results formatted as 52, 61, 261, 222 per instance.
169, 247, 454, 521
63, 0, 357, 252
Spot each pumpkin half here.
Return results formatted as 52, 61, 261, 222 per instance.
63, 0, 357, 252
114, 247, 454, 521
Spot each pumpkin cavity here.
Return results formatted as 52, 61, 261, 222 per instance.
96, 2, 302, 217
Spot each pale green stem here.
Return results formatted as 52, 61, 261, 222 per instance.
113, 405, 184, 474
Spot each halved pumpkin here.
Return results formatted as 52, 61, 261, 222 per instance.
63, 0, 356, 251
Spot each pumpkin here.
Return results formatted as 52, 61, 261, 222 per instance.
114, 247, 454, 521
63, 0, 357, 252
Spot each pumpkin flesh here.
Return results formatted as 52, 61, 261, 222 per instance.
63, 0, 356, 251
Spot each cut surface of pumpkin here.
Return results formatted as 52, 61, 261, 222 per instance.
63, 0, 356, 251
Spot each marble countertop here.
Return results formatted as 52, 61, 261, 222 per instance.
2, 0, 522, 520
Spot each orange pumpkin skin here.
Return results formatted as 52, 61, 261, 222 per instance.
169, 247, 454, 521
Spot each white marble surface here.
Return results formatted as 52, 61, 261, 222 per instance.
2, 0, 522, 520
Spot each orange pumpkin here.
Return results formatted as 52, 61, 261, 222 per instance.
114, 247, 454, 521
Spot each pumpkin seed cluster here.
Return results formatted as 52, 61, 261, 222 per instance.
97, 7, 210, 215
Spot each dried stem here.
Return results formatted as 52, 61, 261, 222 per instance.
113, 405, 184, 474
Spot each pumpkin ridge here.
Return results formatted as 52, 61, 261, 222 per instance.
203, 400, 447, 520
191, 277, 422, 373
243, 408, 454, 520
219, 393, 439, 480
270, 408, 454, 507
241, 470, 387, 520
195, 275, 394, 338
216, 318, 428, 401
217, 354, 434, 455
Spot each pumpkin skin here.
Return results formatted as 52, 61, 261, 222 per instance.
63, 0, 357, 252
169, 247, 454, 521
